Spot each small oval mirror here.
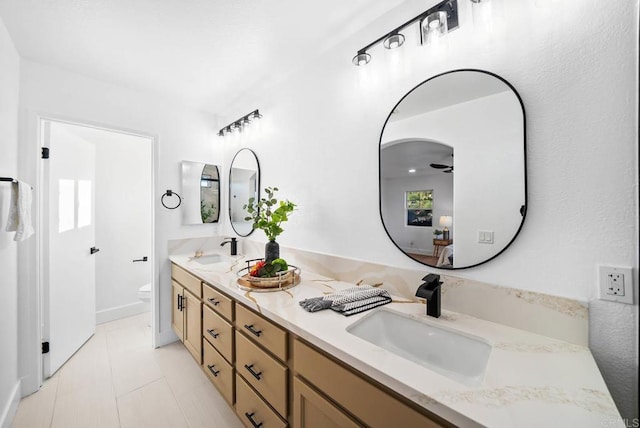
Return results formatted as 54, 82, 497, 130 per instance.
229, 148, 260, 236
181, 161, 220, 224
380, 70, 526, 269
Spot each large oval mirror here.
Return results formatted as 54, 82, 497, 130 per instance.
229, 148, 260, 236
380, 70, 526, 269
181, 161, 220, 224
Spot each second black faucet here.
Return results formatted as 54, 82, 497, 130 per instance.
220, 237, 238, 256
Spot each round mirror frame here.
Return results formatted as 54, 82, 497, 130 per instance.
229, 148, 261, 237
378, 69, 528, 270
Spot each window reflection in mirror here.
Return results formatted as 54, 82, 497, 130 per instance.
229, 148, 260, 237
380, 70, 526, 269
181, 161, 220, 224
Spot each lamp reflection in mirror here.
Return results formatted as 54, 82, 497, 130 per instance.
439, 216, 452, 240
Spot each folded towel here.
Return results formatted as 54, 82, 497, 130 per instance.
331, 294, 392, 316
300, 285, 391, 314
5, 181, 34, 242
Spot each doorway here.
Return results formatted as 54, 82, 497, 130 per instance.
40, 118, 154, 377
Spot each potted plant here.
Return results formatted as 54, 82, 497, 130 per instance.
244, 187, 296, 262
433, 229, 443, 239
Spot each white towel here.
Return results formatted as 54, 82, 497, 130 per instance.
5, 181, 34, 242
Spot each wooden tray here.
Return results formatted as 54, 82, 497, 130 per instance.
236, 262, 301, 292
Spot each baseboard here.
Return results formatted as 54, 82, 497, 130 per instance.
155, 329, 179, 348
0, 380, 21, 428
401, 247, 432, 256
96, 301, 150, 324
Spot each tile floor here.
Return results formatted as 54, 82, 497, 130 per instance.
11, 313, 243, 428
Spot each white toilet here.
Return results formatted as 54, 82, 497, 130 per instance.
138, 283, 151, 304
138, 283, 152, 326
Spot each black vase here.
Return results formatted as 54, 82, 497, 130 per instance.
265, 240, 280, 263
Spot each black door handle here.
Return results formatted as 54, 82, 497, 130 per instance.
90, 247, 100, 255
132, 256, 148, 262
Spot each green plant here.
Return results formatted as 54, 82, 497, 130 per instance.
244, 187, 296, 241
433, 229, 443, 235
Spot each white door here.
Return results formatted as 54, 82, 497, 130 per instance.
43, 120, 97, 377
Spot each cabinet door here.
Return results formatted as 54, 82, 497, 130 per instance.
171, 281, 184, 341
293, 377, 359, 428
183, 288, 202, 364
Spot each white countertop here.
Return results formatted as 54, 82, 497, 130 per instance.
170, 253, 623, 428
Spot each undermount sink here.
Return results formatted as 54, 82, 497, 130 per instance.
347, 308, 492, 386
192, 254, 225, 265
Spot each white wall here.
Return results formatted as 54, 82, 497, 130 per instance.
382, 173, 453, 254
0, 14, 21, 428
17, 60, 223, 394
220, 0, 638, 419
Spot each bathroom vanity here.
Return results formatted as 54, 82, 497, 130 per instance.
169, 252, 622, 428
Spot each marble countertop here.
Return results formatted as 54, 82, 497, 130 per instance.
169, 252, 622, 428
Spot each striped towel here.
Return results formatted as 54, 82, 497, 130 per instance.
300, 285, 391, 315
331, 294, 392, 316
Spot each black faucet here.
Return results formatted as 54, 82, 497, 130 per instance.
220, 237, 238, 256
415, 274, 442, 318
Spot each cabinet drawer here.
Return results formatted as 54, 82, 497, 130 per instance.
236, 304, 287, 361
171, 264, 202, 298
293, 339, 447, 428
236, 374, 287, 428
236, 331, 288, 418
203, 339, 234, 405
203, 283, 233, 321
203, 304, 233, 363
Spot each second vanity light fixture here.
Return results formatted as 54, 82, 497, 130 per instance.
352, 0, 459, 66
218, 109, 263, 136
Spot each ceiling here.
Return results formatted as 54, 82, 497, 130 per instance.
0, 0, 405, 114
381, 140, 453, 179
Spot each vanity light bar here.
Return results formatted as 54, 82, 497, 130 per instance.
218, 109, 262, 136
352, 0, 459, 66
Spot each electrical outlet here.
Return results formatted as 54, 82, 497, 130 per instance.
599, 266, 634, 304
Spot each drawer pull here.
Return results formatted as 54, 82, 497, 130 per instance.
245, 412, 263, 428
207, 297, 220, 306
244, 364, 262, 381
244, 324, 262, 337
207, 364, 219, 377
207, 329, 219, 339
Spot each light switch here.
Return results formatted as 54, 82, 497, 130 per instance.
478, 231, 494, 244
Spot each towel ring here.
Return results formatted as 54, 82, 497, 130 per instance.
161, 189, 181, 209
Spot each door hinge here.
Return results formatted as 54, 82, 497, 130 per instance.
41, 147, 50, 159
42, 341, 50, 354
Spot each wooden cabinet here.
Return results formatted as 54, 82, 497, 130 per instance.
203, 282, 233, 320
293, 339, 449, 428
182, 288, 202, 363
171, 280, 184, 340
236, 374, 287, 428
171, 262, 454, 428
236, 331, 288, 418
236, 303, 287, 361
292, 377, 359, 428
203, 304, 234, 363
171, 268, 202, 364
203, 339, 234, 405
